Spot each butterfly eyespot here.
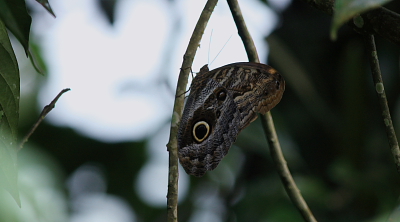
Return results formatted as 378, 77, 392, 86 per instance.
276, 81, 280, 89
217, 90, 227, 101
193, 121, 210, 142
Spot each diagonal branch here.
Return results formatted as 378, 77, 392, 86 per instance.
19, 88, 70, 150
364, 34, 400, 174
227, 0, 317, 221
166, 1, 219, 221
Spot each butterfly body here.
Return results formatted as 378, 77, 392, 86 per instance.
177, 62, 285, 177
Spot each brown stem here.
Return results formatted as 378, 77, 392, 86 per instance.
364, 34, 400, 174
19, 88, 70, 150
227, 0, 317, 221
260, 115, 317, 222
166, 1, 219, 221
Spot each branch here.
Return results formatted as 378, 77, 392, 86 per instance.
364, 34, 400, 174
19, 88, 70, 150
166, 1, 219, 221
227, 0, 258, 62
227, 0, 317, 221
302, 0, 400, 46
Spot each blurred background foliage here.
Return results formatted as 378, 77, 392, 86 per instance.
1, 0, 400, 221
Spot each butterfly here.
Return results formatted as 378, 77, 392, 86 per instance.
177, 62, 285, 176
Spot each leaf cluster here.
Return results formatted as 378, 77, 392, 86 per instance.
0, 0, 53, 206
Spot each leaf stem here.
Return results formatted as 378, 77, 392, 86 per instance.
227, 0, 317, 221
166, 1, 219, 221
364, 34, 400, 173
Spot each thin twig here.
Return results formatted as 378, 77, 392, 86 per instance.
19, 88, 70, 150
227, 0, 317, 221
364, 34, 400, 174
166, 1, 218, 221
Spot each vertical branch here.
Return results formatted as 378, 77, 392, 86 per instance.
227, 0, 317, 221
166, 1, 218, 221
364, 34, 400, 174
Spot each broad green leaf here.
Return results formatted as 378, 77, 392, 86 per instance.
0, 19, 20, 207
330, 0, 392, 40
35, 0, 56, 17
0, 0, 32, 54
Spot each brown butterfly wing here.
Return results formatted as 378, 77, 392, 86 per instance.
177, 62, 285, 177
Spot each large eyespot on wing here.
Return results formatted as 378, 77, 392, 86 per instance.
192, 121, 210, 142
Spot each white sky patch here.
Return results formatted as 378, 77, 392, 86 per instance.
268, 0, 292, 11
135, 123, 189, 207
67, 164, 136, 222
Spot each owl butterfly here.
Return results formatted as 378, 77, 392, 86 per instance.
177, 62, 285, 177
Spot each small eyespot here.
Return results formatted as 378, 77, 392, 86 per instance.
276, 81, 280, 89
193, 121, 210, 142
217, 90, 227, 101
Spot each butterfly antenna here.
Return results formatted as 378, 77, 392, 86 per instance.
208, 29, 213, 65
210, 34, 233, 66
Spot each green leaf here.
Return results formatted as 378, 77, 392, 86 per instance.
0, 19, 21, 207
35, 0, 56, 17
330, 0, 392, 40
28, 47, 45, 76
0, 0, 32, 54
